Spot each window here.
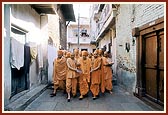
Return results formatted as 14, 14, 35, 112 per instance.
80, 28, 89, 37
11, 26, 27, 44
93, 49, 96, 53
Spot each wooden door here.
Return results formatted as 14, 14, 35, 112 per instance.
158, 30, 164, 103
144, 32, 157, 100
143, 29, 164, 104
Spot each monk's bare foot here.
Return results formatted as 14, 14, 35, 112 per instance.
79, 95, 83, 100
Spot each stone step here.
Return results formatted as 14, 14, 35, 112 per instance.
4, 84, 47, 111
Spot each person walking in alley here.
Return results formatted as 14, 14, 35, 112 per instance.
101, 51, 113, 94
66, 51, 71, 58
88, 53, 93, 61
79, 51, 82, 57
78, 51, 91, 100
97, 49, 105, 95
66, 52, 79, 102
90, 51, 101, 100
74, 48, 80, 61
50, 50, 67, 97
74, 48, 81, 92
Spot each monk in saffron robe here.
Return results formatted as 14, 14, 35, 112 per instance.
50, 50, 67, 97
101, 51, 113, 94
90, 51, 101, 100
96, 49, 105, 94
88, 53, 93, 60
62, 50, 67, 58
98, 49, 103, 57
79, 51, 82, 57
66, 51, 71, 58
78, 51, 91, 100
74, 48, 81, 92
74, 48, 80, 60
66, 52, 78, 102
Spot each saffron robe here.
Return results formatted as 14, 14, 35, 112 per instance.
101, 57, 113, 92
53, 57, 67, 90
78, 57, 91, 95
90, 57, 101, 96
66, 58, 77, 95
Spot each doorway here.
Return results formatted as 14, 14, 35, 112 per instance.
137, 17, 164, 105
11, 26, 28, 97
142, 29, 164, 104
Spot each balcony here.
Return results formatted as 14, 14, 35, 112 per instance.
93, 4, 105, 22
95, 4, 117, 41
68, 36, 91, 45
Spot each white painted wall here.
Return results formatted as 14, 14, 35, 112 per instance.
4, 4, 49, 105
48, 45, 57, 84
48, 14, 60, 49
40, 15, 49, 84
10, 4, 41, 44
116, 4, 137, 92
99, 32, 110, 50
111, 37, 117, 75
4, 4, 12, 106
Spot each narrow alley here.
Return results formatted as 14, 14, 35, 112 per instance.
3, 3, 165, 113
24, 85, 156, 111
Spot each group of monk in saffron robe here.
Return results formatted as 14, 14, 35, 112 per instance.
50, 48, 113, 102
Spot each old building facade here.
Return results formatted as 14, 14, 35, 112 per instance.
67, 17, 96, 52
3, 3, 75, 106
90, 4, 117, 75
90, 3, 165, 105
47, 4, 75, 83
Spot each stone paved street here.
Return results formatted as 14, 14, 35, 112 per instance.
24, 86, 157, 111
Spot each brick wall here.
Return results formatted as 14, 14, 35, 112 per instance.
134, 4, 164, 27
115, 3, 164, 93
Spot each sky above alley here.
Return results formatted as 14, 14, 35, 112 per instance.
73, 4, 91, 19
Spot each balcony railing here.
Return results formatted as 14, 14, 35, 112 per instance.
94, 4, 117, 41
67, 36, 91, 44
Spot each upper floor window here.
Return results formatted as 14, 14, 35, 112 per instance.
81, 28, 89, 37
11, 26, 27, 44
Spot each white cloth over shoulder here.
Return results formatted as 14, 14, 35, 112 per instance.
10, 37, 24, 70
